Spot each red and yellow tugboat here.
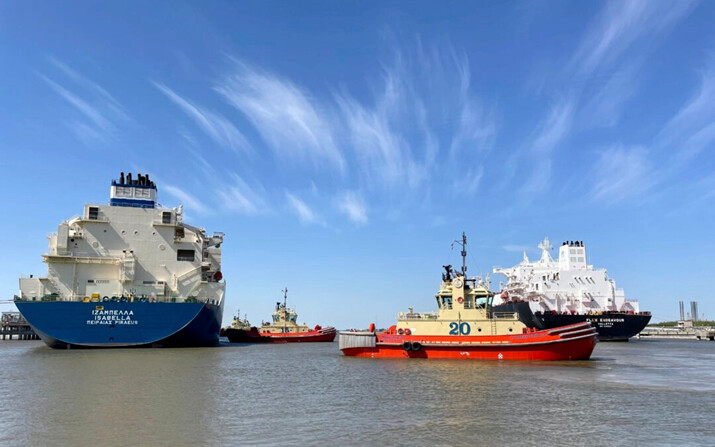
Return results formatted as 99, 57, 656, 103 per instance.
339, 234, 597, 361
224, 288, 336, 343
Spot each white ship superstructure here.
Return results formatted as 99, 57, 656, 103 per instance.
18, 172, 225, 306
493, 238, 638, 314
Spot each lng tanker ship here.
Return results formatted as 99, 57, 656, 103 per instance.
13, 172, 225, 348
492, 238, 651, 341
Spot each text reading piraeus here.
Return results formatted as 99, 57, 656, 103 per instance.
86, 309, 138, 325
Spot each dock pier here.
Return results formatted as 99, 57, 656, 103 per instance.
637, 328, 715, 341
1, 312, 39, 341
637, 319, 714, 341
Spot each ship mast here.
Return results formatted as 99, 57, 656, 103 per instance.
461, 232, 467, 275
453, 232, 467, 275
282, 287, 288, 327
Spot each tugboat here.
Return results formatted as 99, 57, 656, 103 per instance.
339, 233, 597, 360
224, 288, 336, 343
13, 172, 225, 348
492, 238, 651, 341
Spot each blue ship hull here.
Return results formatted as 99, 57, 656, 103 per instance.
15, 301, 224, 349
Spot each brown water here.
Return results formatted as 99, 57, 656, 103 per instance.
0, 339, 713, 446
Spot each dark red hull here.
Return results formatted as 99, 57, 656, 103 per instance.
225, 326, 336, 343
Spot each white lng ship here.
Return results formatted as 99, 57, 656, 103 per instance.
492, 238, 650, 341
14, 172, 225, 348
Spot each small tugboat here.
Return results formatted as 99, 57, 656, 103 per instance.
339, 234, 597, 360
224, 288, 336, 343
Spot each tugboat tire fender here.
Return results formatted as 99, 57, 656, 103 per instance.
411, 341, 422, 351
402, 341, 412, 351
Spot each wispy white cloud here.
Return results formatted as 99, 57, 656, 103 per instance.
153, 82, 251, 155
452, 166, 484, 195
571, 0, 697, 75
335, 191, 368, 225
42, 75, 114, 131
519, 159, 552, 197
530, 97, 575, 157
67, 121, 104, 144
216, 174, 269, 215
163, 184, 210, 214
49, 57, 130, 123
551, 0, 697, 133
285, 192, 322, 225
336, 93, 408, 187
41, 59, 133, 143
588, 145, 654, 203
507, 98, 573, 197
215, 60, 344, 170
336, 41, 495, 194
448, 55, 496, 158
583, 63, 639, 128
644, 55, 715, 194
502, 244, 530, 253
211, 43, 494, 218
658, 57, 715, 154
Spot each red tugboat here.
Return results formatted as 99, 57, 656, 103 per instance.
339, 233, 597, 361
224, 288, 336, 343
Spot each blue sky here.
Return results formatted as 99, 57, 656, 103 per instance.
1, 1, 714, 327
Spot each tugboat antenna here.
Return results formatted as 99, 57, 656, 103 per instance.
282, 288, 288, 325
461, 232, 467, 276
451, 232, 468, 276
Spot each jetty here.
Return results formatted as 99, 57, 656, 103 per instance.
637, 320, 715, 341
1, 312, 39, 340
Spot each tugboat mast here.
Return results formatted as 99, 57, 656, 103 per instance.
282, 287, 288, 325
461, 232, 467, 276
453, 232, 467, 276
